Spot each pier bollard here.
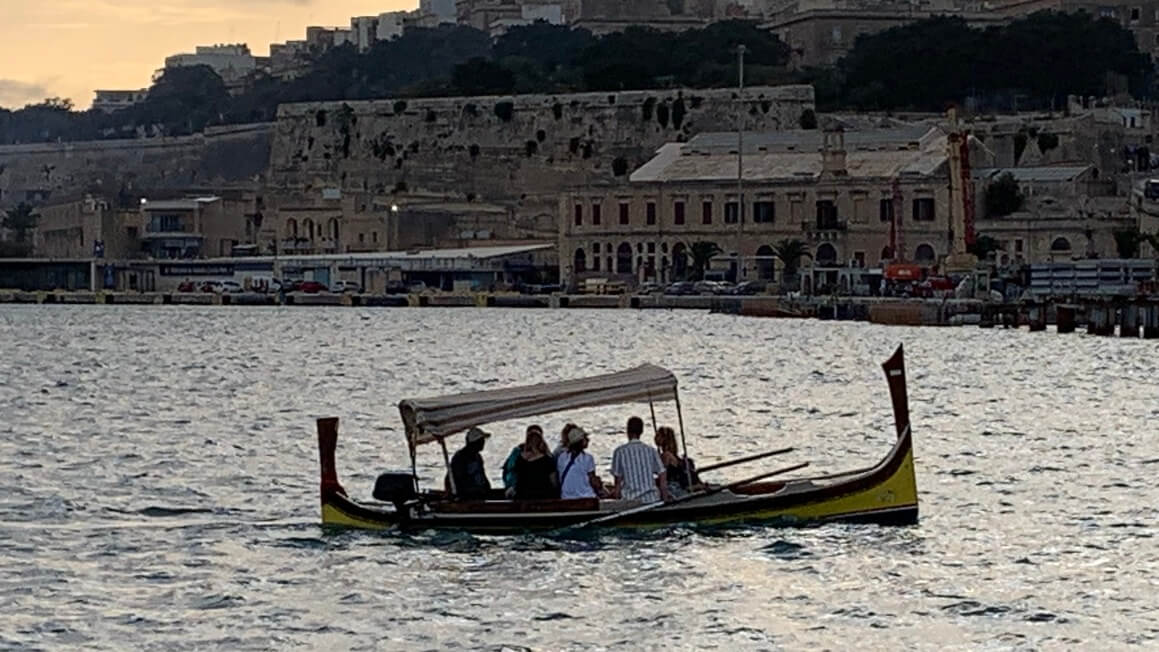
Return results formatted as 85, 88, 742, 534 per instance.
1088, 305, 1113, 336
1027, 304, 1046, 331
1143, 304, 1159, 339
1121, 304, 1140, 338
1057, 305, 1076, 333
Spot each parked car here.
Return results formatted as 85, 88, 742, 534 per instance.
731, 280, 767, 295
296, 280, 327, 294
330, 280, 362, 293
664, 282, 695, 295
385, 280, 409, 295
408, 281, 428, 293
199, 281, 223, 293
636, 282, 663, 295
177, 280, 197, 293
220, 280, 244, 294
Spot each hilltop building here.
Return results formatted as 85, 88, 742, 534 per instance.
91, 89, 148, 113
163, 45, 260, 85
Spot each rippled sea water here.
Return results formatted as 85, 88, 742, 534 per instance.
2, 305, 1158, 650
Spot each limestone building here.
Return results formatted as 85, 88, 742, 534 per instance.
559, 125, 987, 289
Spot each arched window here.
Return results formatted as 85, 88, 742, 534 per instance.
616, 243, 633, 274
880, 246, 892, 262
303, 219, 315, 241
1051, 237, 1072, 252
756, 244, 775, 280
286, 218, 298, 238
574, 248, 587, 273
816, 243, 838, 265
914, 243, 936, 262
672, 243, 688, 280
328, 218, 339, 241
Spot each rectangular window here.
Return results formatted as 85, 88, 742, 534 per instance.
646, 202, 656, 225
753, 201, 775, 223
912, 198, 935, 222
815, 200, 838, 229
879, 198, 894, 222
674, 201, 685, 225
619, 202, 629, 225
592, 204, 601, 226
724, 201, 740, 224
358, 233, 365, 243
593, 242, 601, 254
1014, 238, 1024, 254
574, 203, 583, 226
592, 254, 601, 271
372, 231, 378, 243
702, 201, 713, 225
853, 251, 866, 268
1131, 7, 1140, 21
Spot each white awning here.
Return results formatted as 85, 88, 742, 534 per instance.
399, 364, 678, 449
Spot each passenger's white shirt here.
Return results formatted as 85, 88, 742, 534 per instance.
557, 450, 596, 499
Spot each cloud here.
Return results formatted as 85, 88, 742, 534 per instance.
0, 80, 49, 108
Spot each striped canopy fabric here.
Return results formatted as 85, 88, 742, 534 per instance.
399, 364, 679, 449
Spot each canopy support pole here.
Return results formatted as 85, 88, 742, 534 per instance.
648, 392, 659, 436
439, 437, 457, 497
674, 387, 693, 487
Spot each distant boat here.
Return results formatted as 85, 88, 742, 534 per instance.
314, 346, 919, 534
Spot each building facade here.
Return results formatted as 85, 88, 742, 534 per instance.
559, 126, 982, 289
92, 90, 148, 113
164, 45, 259, 84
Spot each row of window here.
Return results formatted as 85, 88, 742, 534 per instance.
573, 198, 936, 227
572, 241, 941, 274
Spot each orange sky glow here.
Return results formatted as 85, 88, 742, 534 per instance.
0, 0, 414, 109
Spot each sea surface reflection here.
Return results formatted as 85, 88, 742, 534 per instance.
1, 305, 1157, 649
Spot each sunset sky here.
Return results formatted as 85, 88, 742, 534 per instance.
0, 0, 414, 109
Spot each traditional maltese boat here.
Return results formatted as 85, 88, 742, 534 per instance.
316, 346, 919, 533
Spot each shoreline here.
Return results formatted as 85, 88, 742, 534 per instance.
3, 290, 1158, 335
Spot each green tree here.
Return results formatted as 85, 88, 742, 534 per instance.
1113, 228, 1144, 258
1, 202, 38, 243
968, 234, 1003, 260
772, 238, 811, 290
132, 65, 230, 135
452, 57, 516, 95
688, 241, 722, 280
985, 173, 1024, 217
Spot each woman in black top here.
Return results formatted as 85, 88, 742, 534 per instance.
655, 426, 700, 495
514, 426, 558, 500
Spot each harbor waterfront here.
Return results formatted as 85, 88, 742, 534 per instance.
5, 289, 1159, 335
2, 305, 1158, 649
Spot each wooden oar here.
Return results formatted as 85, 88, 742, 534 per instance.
696, 447, 795, 474
562, 461, 810, 532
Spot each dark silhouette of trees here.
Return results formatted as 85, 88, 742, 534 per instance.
984, 173, 1025, 217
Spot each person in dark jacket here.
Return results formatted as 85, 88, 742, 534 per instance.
513, 425, 558, 500
449, 426, 492, 500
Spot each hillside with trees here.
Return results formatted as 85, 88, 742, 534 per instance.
0, 13, 1151, 144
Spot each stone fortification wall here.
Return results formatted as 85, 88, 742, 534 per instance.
0, 124, 272, 209
269, 85, 815, 227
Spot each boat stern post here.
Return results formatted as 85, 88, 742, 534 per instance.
317, 417, 347, 504
881, 345, 919, 521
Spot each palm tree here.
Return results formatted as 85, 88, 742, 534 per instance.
772, 238, 811, 291
688, 241, 722, 280
1, 202, 38, 244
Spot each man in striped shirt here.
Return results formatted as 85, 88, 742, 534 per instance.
611, 416, 672, 504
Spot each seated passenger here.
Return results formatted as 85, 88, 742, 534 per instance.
611, 416, 671, 504
501, 426, 537, 498
552, 423, 576, 460
513, 425, 558, 500
449, 426, 492, 500
655, 426, 700, 496
556, 426, 604, 499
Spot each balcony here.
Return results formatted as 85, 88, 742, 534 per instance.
801, 218, 848, 241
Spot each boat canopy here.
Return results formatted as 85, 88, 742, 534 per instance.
399, 364, 678, 449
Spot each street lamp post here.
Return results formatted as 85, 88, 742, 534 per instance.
736, 44, 746, 282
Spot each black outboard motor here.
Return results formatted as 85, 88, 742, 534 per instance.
373, 472, 418, 511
